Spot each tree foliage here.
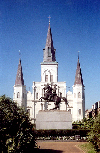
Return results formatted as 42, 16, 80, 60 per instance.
0, 95, 36, 153
72, 117, 94, 129
88, 114, 100, 151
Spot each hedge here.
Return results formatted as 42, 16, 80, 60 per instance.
34, 129, 90, 138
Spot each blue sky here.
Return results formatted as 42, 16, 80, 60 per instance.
1, 0, 100, 110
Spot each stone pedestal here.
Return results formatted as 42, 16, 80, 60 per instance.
36, 110, 72, 130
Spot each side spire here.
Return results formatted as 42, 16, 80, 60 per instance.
74, 55, 83, 85
43, 17, 56, 62
15, 59, 24, 86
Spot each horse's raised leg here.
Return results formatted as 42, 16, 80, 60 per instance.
39, 97, 43, 102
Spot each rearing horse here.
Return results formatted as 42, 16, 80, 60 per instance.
39, 84, 68, 109
39, 95, 68, 109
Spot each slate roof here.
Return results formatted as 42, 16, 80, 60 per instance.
43, 22, 56, 62
74, 57, 83, 85
15, 59, 24, 86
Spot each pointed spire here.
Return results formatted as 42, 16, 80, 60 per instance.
74, 55, 83, 85
43, 18, 56, 62
15, 59, 24, 86
45, 23, 53, 47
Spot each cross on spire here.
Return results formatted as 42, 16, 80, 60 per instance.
78, 51, 80, 59
19, 50, 21, 59
48, 15, 51, 24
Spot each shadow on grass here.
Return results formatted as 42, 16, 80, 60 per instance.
34, 148, 63, 153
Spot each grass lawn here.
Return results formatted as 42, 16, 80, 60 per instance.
78, 142, 99, 153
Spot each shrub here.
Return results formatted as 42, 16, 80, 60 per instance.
88, 114, 100, 151
35, 129, 89, 139
0, 95, 36, 153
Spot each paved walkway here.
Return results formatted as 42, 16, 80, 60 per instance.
37, 141, 85, 153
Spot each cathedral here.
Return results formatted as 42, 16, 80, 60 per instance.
13, 21, 85, 124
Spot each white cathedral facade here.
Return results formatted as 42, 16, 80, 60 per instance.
13, 22, 85, 124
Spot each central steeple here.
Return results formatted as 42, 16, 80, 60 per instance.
41, 19, 58, 82
43, 19, 56, 62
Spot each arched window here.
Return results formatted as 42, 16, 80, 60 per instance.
79, 109, 81, 115
45, 75, 48, 82
17, 92, 20, 98
50, 75, 53, 82
36, 93, 38, 99
48, 47, 51, 57
78, 92, 81, 98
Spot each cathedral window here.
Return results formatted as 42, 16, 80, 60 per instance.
36, 93, 38, 99
79, 109, 81, 115
17, 92, 20, 98
48, 47, 51, 57
45, 75, 48, 82
78, 92, 81, 98
50, 75, 53, 82
42, 88, 44, 97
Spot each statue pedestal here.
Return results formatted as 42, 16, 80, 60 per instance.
36, 110, 72, 130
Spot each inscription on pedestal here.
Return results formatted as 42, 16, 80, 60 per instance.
36, 110, 72, 130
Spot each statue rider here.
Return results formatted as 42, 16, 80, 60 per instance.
44, 84, 52, 101
43, 83, 57, 101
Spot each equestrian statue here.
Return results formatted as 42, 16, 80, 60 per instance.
39, 83, 68, 109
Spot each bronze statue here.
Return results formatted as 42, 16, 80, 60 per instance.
39, 83, 68, 109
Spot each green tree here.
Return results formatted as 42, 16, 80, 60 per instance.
72, 117, 94, 130
0, 95, 36, 153
88, 114, 100, 151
